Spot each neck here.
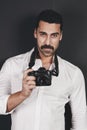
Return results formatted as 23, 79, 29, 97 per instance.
38, 53, 53, 70
42, 58, 52, 69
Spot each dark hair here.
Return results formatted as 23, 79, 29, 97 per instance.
35, 9, 63, 31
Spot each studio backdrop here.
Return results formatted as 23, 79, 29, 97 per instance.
0, 0, 87, 130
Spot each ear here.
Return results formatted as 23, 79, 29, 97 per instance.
34, 29, 37, 38
59, 31, 63, 41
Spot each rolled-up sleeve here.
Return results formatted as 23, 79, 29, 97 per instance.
0, 60, 11, 115
0, 95, 10, 114
70, 68, 87, 130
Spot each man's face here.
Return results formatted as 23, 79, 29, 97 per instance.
34, 21, 62, 58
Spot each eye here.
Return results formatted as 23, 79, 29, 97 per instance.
51, 33, 59, 38
39, 32, 47, 37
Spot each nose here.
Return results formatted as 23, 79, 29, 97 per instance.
45, 36, 50, 45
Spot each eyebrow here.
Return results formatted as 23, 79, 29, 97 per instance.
39, 31, 59, 35
51, 32, 59, 35
39, 31, 47, 34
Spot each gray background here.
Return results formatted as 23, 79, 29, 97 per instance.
0, 0, 87, 130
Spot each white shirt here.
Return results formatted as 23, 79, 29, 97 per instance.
0, 49, 87, 130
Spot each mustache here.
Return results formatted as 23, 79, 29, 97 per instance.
41, 45, 54, 50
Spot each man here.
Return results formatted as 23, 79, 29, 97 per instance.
0, 9, 87, 130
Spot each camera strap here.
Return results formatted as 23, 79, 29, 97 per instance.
29, 47, 37, 69
51, 54, 58, 76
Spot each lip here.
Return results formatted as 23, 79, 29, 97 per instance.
42, 48, 53, 53
43, 48, 52, 50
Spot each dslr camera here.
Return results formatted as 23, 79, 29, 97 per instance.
28, 67, 52, 86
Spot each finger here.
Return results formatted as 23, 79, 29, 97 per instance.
23, 69, 34, 78
25, 76, 36, 81
23, 76, 36, 85
27, 81, 36, 86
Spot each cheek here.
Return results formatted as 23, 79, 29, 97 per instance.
51, 39, 60, 47
51, 39, 60, 45
37, 37, 46, 45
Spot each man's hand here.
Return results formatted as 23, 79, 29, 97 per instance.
21, 69, 36, 98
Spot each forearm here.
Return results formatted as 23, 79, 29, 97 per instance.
6, 69, 36, 112
6, 91, 28, 112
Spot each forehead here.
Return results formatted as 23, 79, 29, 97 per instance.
37, 21, 61, 32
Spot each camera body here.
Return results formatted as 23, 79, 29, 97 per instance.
28, 67, 52, 86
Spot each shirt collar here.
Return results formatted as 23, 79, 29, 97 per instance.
32, 58, 55, 71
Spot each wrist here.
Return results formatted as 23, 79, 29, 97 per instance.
19, 90, 31, 100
